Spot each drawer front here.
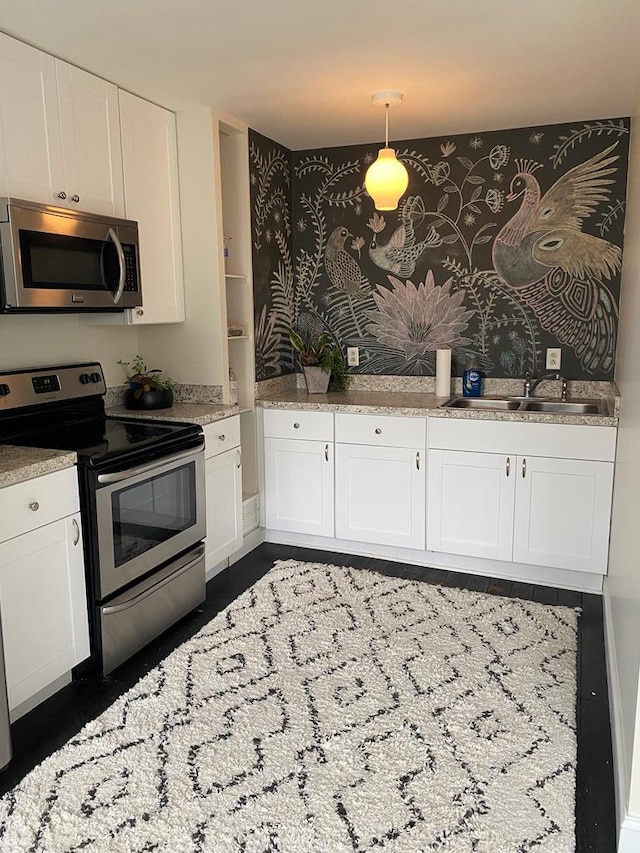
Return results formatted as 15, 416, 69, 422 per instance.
263, 408, 334, 441
0, 466, 79, 544
428, 417, 617, 462
204, 415, 241, 458
335, 412, 426, 448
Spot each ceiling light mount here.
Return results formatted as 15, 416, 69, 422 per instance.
364, 90, 409, 211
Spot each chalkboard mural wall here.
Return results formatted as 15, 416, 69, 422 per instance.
250, 118, 630, 381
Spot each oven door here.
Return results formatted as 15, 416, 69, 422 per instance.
95, 447, 205, 599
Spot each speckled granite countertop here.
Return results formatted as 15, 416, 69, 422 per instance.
106, 403, 247, 426
256, 390, 619, 427
0, 446, 77, 489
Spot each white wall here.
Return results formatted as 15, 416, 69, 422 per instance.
0, 314, 140, 387
605, 105, 640, 850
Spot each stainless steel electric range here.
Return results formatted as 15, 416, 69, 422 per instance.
0, 362, 206, 676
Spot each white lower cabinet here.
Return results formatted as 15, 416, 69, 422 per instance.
264, 437, 334, 537
427, 450, 514, 561
204, 417, 243, 573
335, 416, 425, 549
0, 468, 90, 716
427, 446, 614, 574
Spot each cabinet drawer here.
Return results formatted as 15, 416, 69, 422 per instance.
263, 409, 334, 441
335, 413, 425, 448
0, 467, 79, 544
204, 416, 241, 458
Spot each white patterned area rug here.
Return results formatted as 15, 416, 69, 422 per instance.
0, 559, 579, 852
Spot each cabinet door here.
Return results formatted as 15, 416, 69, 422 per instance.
264, 438, 334, 537
56, 61, 124, 216
513, 456, 614, 573
205, 447, 242, 571
335, 443, 425, 549
0, 514, 90, 715
0, 34, 64, 203
427, 449, 515, 561
119, 91, 185, 324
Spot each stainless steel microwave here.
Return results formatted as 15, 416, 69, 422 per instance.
0, 198, 142, 312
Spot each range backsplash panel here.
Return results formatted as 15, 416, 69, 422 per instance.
250, 118, 630, 380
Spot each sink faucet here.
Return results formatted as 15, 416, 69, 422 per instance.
523, 372, 568, 400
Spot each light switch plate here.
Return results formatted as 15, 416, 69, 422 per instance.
347, 347, 360, 367
546, 348, 562, 370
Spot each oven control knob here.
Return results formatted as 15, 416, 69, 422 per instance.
90, 372, 101, 383
0, 383, 10, 397
79, 373, 91, 385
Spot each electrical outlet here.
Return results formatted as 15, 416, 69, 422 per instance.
347, 347, 360, 367
546, 347, 562, 371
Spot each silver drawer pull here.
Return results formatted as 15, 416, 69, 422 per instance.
293, 422, 300, 429
28, 501, 40, 512
57, 191, 67, 200
70, 194, 80, 203
375, 428, 382, 435
522, 458, 527, 478
506, 457, 511, 477
72, 518, 80, 546
218, 434, 226, 441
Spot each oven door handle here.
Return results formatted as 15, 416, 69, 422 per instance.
102, 547, 204, 615
108, 227, 126, 305
97, 446, 202, 484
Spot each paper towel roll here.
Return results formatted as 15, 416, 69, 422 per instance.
436, 349, 452, 397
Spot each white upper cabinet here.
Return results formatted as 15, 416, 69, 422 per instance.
0, 34, 64, 203
119, 91, 185, 323
0, 32, 124, 216
56, 62, 124, 217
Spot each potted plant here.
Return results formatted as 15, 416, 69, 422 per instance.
289, 329, 349, 394
118, 356, 175, 410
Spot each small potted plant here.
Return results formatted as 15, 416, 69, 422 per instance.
118, 356, 175, 410
289, 329, 349, 394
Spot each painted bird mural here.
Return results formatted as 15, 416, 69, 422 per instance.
367, 195, 442, 278
492, 144, 622, 373
325, 226, 369, 298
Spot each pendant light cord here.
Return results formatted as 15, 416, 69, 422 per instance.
385, 103, 390, 147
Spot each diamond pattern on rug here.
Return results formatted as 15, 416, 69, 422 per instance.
0, 560, 578, 852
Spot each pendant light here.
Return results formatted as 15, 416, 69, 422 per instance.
364, 91, 409, 211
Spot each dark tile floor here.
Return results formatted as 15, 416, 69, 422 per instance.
0, 543, 615, 851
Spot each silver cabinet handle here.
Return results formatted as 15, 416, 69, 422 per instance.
416, 451, 420, 470
57, 191, 67, 200
72, 518, 80, 546
293, 422, 300, 429
375, 428, 382, 435
70, 194, 80, 203
506, 457, 511, 477
324, 443, 329, 462
236, 449, 241, 469
522, 458, 527, 478
136, 308, 144, 316
28, 501, 39, 512
107, 227, 126, 304
219, 434, 226, 441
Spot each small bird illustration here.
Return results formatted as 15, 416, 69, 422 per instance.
367, 195, 442, 278
325, 226, 369, 297
492, 144, 622, 373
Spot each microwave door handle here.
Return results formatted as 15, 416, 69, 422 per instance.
107, 227, 126, 304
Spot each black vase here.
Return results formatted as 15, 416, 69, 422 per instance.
124, 388, 174, 410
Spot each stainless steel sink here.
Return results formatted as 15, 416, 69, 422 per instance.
522, 400, 604, 415
440, 396, 606, 416
442, 396, 523, 411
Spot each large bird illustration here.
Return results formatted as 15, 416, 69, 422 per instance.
367, 195, 442, 277
492, 144, 622, 372
325, 226, 369, 297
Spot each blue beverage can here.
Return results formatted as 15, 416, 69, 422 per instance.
462, 369, 483, 397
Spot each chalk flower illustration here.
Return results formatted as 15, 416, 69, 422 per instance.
489, 145, 510, 169
441, 140, 456, 157
255, 306, 281, 378
365, 271, 473, 358
485, 188, 504, 213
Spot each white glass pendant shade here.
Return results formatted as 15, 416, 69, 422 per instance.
365, 147, 409, 211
